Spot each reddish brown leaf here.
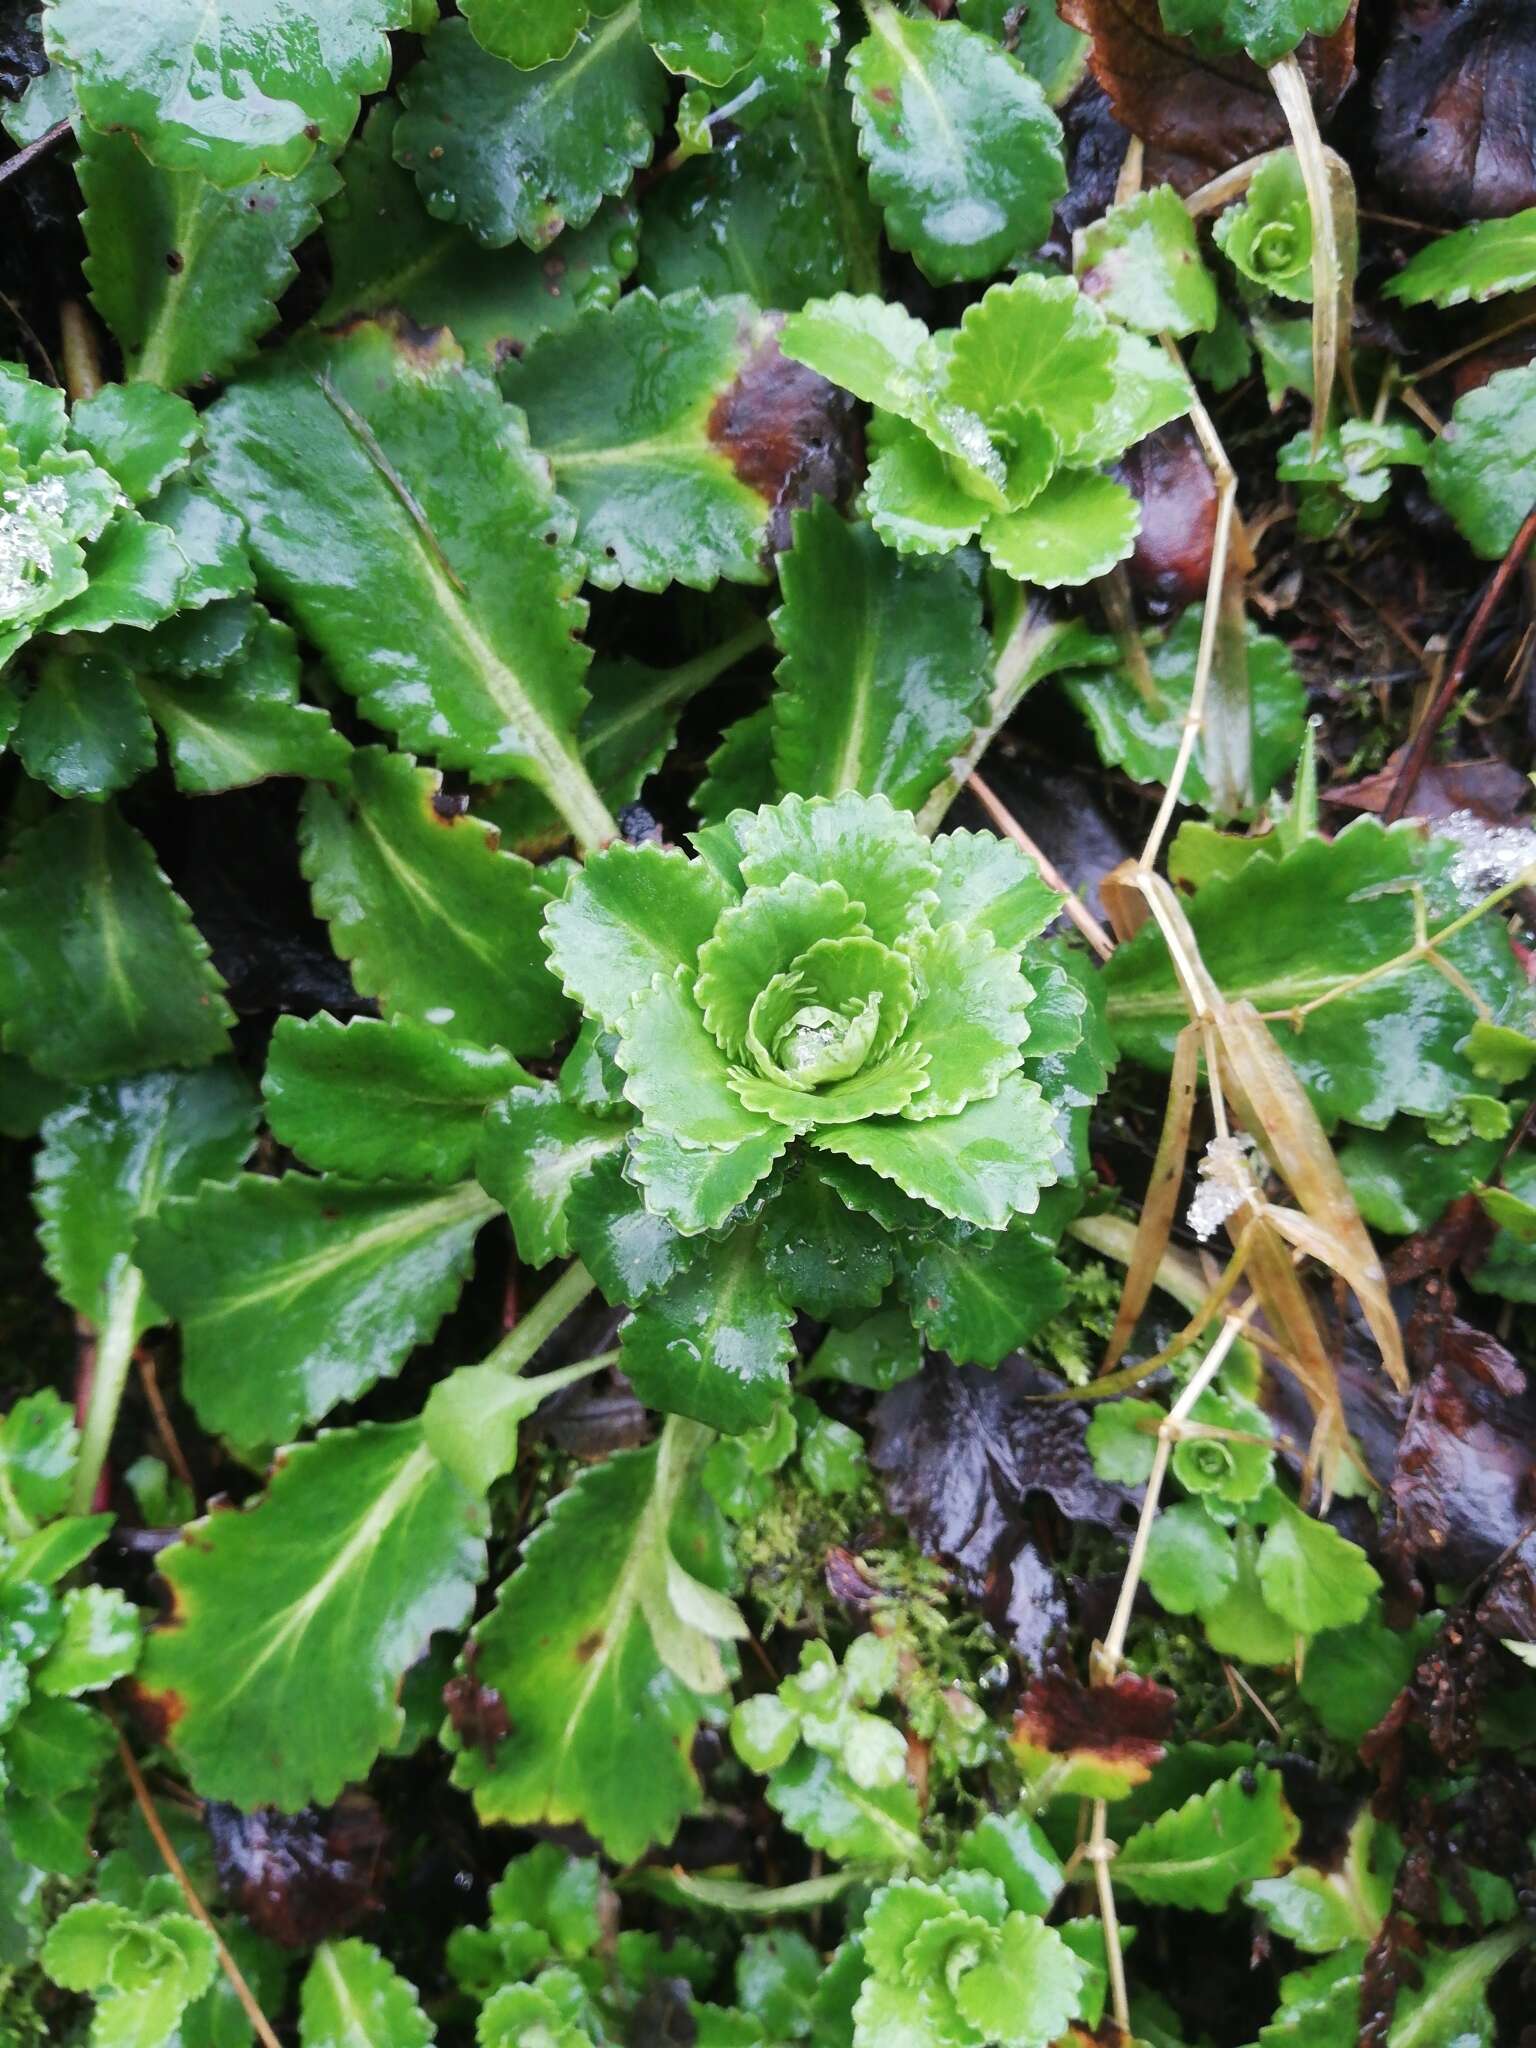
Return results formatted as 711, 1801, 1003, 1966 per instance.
1013, 1668, 1175, 1787
1059, 0, 1356, 189
1328, 753, 1533, 828
870, 1357, 1136, 1664
206, 1792, 388, 1948
1117, 420, 1220, 613
1373, 2, 1536, 223
708, 322, 860, 555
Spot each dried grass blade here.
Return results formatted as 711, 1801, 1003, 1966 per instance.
1101, 1023, 1201, 1373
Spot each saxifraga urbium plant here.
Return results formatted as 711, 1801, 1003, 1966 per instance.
1, 0, 1535, 2042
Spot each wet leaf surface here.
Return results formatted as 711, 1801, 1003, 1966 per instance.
1372, 2, 1536, 223
206, 1793, 388, 1949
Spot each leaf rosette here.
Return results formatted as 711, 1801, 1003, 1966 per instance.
546, 793, 1067, 1237
514, 794, 1106, 1428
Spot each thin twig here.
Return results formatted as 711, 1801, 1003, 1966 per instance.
136, 1351, 197, 1501
0, 116, 72, 189
966, 772, 1114, 960
114, 1733, 283, 2048
1139, 347, 1240, 870
1381, 503, 1536, 824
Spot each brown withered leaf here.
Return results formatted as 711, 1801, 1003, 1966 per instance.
1328, 753, 1534, 828
870, 1357, 1136, 1665
712, 323, 860, 557
206, 1791, 388, 1948
1373, 2, 1536, 223
1385, 1307, 1536, 1595
1059, 0, 1356, 190
1011, 1669, 1176, 1799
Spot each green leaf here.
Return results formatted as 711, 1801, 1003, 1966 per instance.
1339, 1119, 1501, 1237
0, 1393, 78, 1532
765, 1747, 926, 1866
204, 322, 613, 844
545, 841, 732, 1036
10, 646, 158, 801
621, 1227, 794, 1431
638, 99, 880, 312
301, 748, 574, 1056
35, 1063, 257, 1339
1386, 206, 1536, 309
1142, 1501, 1238, 1616
643, 0, 763, 84
981, 468, 1140, 587
1156, 0, 1351, 68
459, 0, 590, 67
1115, 1764, 1299, 1911
813, 1070, 1059, 1230
44, 0, 406, 186
863, 409, 985, 557
299, 1939, 435, 2048
136, 1174, 497, 1448
566, 1154, 695, 1303
1086, 1397, 1164, 1488
1170, 1390, 1274, 1503
264, 1015, 526, 1185
894, 1219, 1069, 1367
1216, 150, 1312, 304
319, 103, 639, 366
452, 1429, 729, 1859
848, 4, 1065, 284
1075, 184, 1217, 337
78, 130, 339, 391
1064, 606, 1306, 812
758, 1162, 893, 1322
948, 273, 1117, 453
627, 1121, 790, 1235
138, 609, 351, 794
66, 387, 198, 505
770, 503, 989, 812
34, 1585, 139, 1697
1425, 364, 1536, 560
696, 703, 778, 827
1256, 1500, 1380, 1636
138, 1421, 486, 1808
478, 1083, 632, 1267
954, 1915, 1085, 2048
929, 830, 1061, 951
727, 789, 940, 947
504, 288, 803, 592
1201, 1524, 1295, 1665
777, 291, 939, 429
1104, 819, 1529, 1129
394, 10, 668, 252
0, 802, 233, 1083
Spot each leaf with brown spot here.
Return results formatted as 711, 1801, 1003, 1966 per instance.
1011, 1669, 1176, 1800
504, 287, 855, 593
1059, 0, 1355, 189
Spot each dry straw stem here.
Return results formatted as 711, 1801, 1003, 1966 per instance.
1268, 54, 1360, 448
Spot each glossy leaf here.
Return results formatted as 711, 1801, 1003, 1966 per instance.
981, 468, 1141, 587
452, 1431, 729, 1859
896, 1221, 1070, 1368
79, 130, 340, 391
770, 501, 990, 812
0, 803, 233, 1082
1065, 607, 1306, 813
1387, 206, 1536, 308
135, 1174, 498, 1448
504, 287, 831, 592
394, 11, 668, 252
1114, 1764, 1299, 1910
138, 608, 351, 794
478, 1083, 631, 1267
44, 0, 406, 186
544, 841, 732, 1035
319, 103, 639, 367
301, 748, 574, 1056
1075, 184, 1218, 336
459, 0, 590, 68
203, 321, 612, 845
10, 646, 158, 802
1213, 147, 1314, 301
138, 1421, 487, 1809
34, 1064, 257, 1340
1158, 0, 1351, 67
1103, 819, 1529, 1129
263, 1015, 526, 1185
299, 1939, 435, 2048
621, 1228, 794, 1431
1425, 363, 1536, 560
643, 0, 763, 85
848, 3, 1065, 283
1256, 1499, 1380, 1635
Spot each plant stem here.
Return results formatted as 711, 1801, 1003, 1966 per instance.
967, 771, 1115, 961
115, 1731, 283, 2048
915, 601, 1064, 835
520, 1348, 620, 1401
0, 117, 72, 190
71, 1270, 144, 1515
58, 298, 102, 402
482, 1260, 597, 1377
